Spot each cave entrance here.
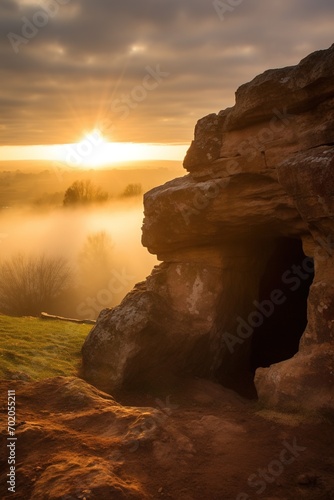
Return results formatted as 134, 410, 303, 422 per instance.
216, 237, 314, 399
250, 237, 314, 373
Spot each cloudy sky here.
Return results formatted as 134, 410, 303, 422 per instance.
1, 0, 333, 151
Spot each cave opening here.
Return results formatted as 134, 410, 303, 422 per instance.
250, 237, 314, 372
216, 237, 314, 399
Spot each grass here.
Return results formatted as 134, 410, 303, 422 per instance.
0, 314, 91, 381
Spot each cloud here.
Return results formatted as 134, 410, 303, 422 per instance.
0, 0, 333, 145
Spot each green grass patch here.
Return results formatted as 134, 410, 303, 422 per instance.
0, 314, 91, 381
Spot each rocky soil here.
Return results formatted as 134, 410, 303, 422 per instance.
1, 376, 333, 499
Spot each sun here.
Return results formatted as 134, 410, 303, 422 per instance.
80, 128, 107, 144
73, 130, 147, 167
52, 128, 188, 168
76, 129, 110, 167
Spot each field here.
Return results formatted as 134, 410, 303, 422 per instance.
0, 314, 91, 381
1, 316, 334, 499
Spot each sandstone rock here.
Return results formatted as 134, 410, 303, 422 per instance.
183, 112, 226, 171
82, 264, 225, 393
255, 344, 334, 414
82, 44, 334, 414
225, 45, 334, 131
141, 172, 307, 259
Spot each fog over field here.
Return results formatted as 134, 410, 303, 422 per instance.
0, 161, 182, 319
0, 202, 157, 319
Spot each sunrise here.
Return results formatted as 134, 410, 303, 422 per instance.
1, 1, 334, 499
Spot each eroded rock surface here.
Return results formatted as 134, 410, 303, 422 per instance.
82, 44, 334, 413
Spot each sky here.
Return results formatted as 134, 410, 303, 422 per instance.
0, 0, 333, 163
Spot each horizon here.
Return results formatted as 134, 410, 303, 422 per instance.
0, 4, 333, 498
1, 2, 333, 159
0, 139, 189, 168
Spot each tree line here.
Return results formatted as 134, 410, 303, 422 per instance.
63, 180, 142, 206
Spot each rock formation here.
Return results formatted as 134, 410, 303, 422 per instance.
82, 45, 334, 414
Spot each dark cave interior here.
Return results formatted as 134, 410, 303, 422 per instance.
250, 237, 314, 371
216, 237, 314, 399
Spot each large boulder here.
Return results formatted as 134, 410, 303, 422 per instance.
82, 263, 225, 393
82, 44, 334, 413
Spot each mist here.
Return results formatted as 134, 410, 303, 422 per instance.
0, 161, 184, 319
0, 201, 157, 320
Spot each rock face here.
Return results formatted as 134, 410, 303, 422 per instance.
82, 45, 334, 413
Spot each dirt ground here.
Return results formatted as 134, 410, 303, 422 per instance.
1, 376, 333, 500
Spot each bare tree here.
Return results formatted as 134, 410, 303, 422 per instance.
78, 231, 114, 293
0, 254, 72, 316
63, 180, 109, 206
121, 183, 142, 198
